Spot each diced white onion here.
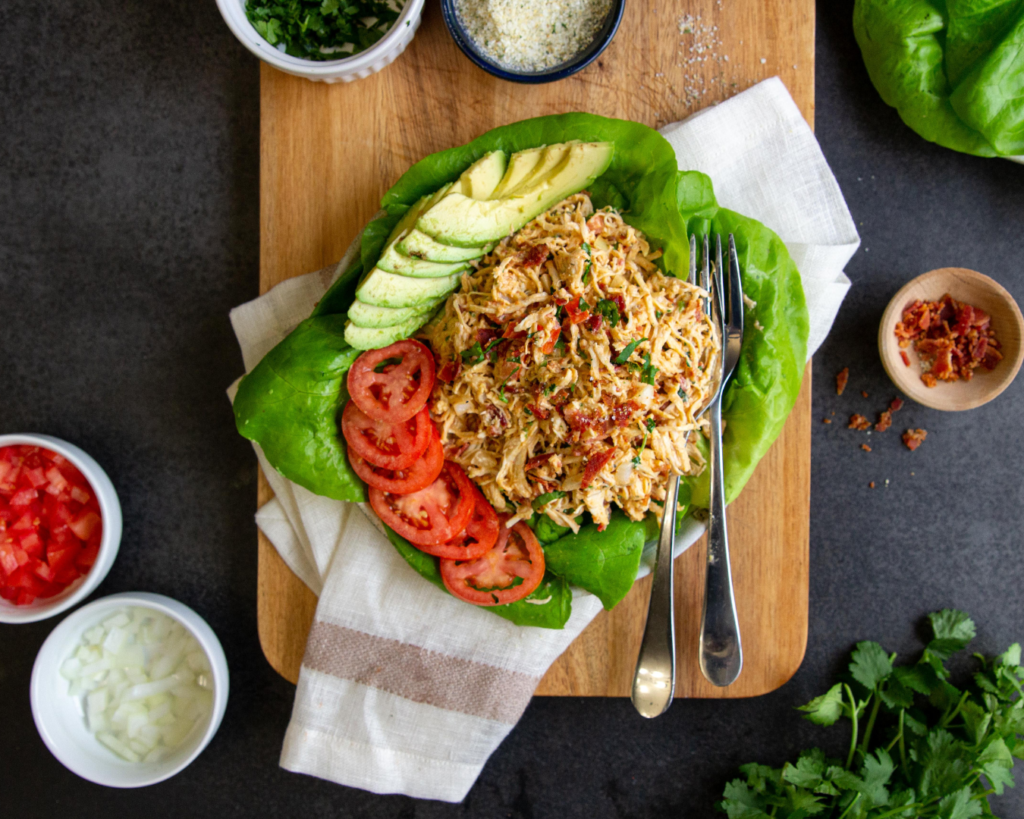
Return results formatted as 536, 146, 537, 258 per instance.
61, 607, 214, 764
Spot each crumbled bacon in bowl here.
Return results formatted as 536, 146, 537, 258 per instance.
895, 294, 1002, 386
423, 193, 721, 532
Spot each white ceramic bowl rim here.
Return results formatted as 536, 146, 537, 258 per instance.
31, 592, 230, 788
0, 433, 123, 624
217, 0, 426, 75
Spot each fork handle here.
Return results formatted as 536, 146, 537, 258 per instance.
699, 397, 743, 687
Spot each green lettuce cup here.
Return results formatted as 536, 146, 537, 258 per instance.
854, 0, 1024, 158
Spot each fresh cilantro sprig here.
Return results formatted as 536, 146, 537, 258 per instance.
614, 338, 648, 365
582, 242, 593, 285
719, 610, 1024, 819
594, 299, 621, 326
245, 0, 402, 61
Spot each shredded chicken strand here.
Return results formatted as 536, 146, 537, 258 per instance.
423, 194, 721, 532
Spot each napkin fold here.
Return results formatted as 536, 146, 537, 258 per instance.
229, 77, 859, 803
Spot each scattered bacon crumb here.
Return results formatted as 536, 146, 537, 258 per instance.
900, 351, 911, 367
895, 294, 1002, 387
822, 418, 832, 424
869, 481, 876, 488
861, 390, 869, 398
861, 444, 872, 452
848, 414, 871, 431
836, 367, 849, 396
874, 397, 904, 432
902, 429, 928, 451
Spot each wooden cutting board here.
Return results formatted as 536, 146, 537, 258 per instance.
257, 0, 814, 698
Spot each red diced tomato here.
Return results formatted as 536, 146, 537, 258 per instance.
42, 495, 74, 532
10, 487, 39, 509
70, 485, 91, 504
33, 560, 55, 582
15, 591, 36, 605
68, 511, 101, 541
0, 499, 12, 524
11, 512, 36, 533
75, 542, 99, 571
23, 467, 48, 489
48, 541, 81, 576
0, 542, 19, 576
19, 531, 43, 558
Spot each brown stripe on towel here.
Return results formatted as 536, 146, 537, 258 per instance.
302, 621, 541, 724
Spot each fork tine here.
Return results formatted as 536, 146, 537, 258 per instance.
701, 234, 711, 315
728, 234, 744, 339
689, 234, 697, 284
715, 234, 725, 325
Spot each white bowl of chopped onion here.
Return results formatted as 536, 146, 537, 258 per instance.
216, 0, 426, 83
30, 592, 229, 788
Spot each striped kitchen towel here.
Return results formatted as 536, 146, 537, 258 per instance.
228, 77, 859, 802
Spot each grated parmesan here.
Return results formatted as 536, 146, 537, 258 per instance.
455, 0, 614, 73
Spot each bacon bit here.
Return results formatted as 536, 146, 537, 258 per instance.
525, 453, 554, 471
501, 323, 527, 341
540, 327, 560, 355
861, 390, 869, 398
476, 327, 500, 346
836, 367, 849, 396
848, 414, 871, 431
895, 294, 1002, 387
900, 351, 911, 367
436, 358, 461, 384
446, 443, 468, 460
861, 444, 872, 452
607, 401, 639, 428
890, 397, 904, 412
580, 447, 616, 489
483, 405, 509, 430
564, 406, 604, 438
822, 418, 832, 424
586, 313, 603, 332
609, 293, 627, 316
869, 481, 876, 489
526, 404, 549, 421
522, 244, 549, 268
875, 411, 892, 432
902, 428, 927, 451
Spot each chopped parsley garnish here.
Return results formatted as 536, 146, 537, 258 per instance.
594, 299, 621, 326
582, 242, 592, 284
678, 388, 688, 401
245, 0, 401, 61
554, 336, 567, 354
532, 490, 567, 511
578, 297, 591, 312
461, 343, 484, 366
496, 366, 521, 402
633, 417, 656, 465
655, 310, 664, 320
543, 384, 556, 396
614, 338, 648, 365
641, 353, 658, 385
645, 417, 657, 432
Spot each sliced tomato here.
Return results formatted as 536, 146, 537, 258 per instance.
349, 434, 444, 494
341, 401, 433, 470
370, 462, 475, 546
68, 511, 101, 542
409, 488, 499, 560
440, 521, 546, 606
347, 339, 436, 423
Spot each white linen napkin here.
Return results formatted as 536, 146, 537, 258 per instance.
228, 77, 859, 803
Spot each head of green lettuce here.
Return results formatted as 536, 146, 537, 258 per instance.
232, 113, 808, 628
854, 0, 1024, 158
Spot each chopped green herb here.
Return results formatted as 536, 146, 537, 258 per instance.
245, 0, 400, 61
645, 417, 657, 433
460, 343, 484, 366
582, 243, 592, 284
554, 336, 567, 354
678, 388, 688, 401
532, 490, 567, 511
594, 299, 621, 326
543, 384, 556, 396
633, 418, 656, 465
655, 310, 664, 320
641, 353, 658, 385
614, 338, 648, 365
578, 297, 590, 312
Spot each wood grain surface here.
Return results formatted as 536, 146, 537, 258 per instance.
257, 0, 815, 697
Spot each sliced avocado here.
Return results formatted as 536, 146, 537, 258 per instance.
506, 142, 572, 197
347, 297, 442, 329
376, 245, 469, 279
457, 151, 508, 200
416, 141, 614, 247
398, 229, 492, 263
344, 312, 436, 351
488, 147, 545, 200
383, 183, 451, 247
355, 267, 463, 308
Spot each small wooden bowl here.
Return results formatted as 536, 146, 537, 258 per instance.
878, 268, 1024, 411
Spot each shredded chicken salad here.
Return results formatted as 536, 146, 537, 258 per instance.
423, 194, 721, 532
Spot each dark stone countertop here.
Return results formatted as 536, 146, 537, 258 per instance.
2, 1, 1023, 815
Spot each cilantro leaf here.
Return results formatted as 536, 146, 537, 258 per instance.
594, 299, 621, 326
927, 610, 976, 659
461, 342, 484, 366
849, 641, 893, 691
935, 786, 983, 819
613, 338, 647, 365
798, 683, 845, 726
641, 352, 658, 385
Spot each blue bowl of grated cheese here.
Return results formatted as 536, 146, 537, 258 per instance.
441, 0, 625, 84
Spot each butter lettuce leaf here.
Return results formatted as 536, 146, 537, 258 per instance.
854, 0, 1024, 157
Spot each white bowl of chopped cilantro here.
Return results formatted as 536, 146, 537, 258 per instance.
216, 0, 425, 83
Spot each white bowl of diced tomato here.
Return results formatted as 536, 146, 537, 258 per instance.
0, 435, 122, 623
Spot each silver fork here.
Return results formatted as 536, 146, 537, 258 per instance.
631, 234, 713, 717
698, 235, 744, 687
